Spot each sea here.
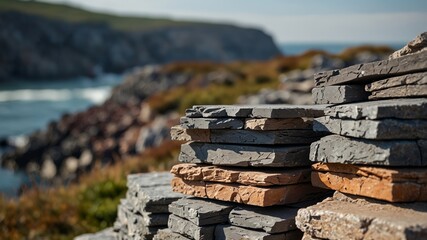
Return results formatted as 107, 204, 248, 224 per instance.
0, 43, 404, 197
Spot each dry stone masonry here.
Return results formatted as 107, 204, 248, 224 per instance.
76, 32, 427, 240
297, 32, 427, 240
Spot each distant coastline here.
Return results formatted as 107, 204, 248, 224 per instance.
279, 42, 405, 55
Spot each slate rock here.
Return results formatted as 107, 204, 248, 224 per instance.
312, 85, 368, 104
180, 117, 244, 129
168, 214, 215, 240
215, 225, 303, 240
175, 128, 323, 145
310, 135, 426, 166
389, 32, 427, 59
126, 172, 173, 189
179, 142, 310, 167
295, 191, 427, 240
185, 104, 327, 118
168, 198, 234, 226
314, 116, 427, 139
368, 84, 427, 100
153, 229, 190, 240
127, 212, 162, 239
171, 163, 311, 186
314, 51, 427, 87
244, 118, 313, 130
365, 72, 427, 92
311, 162, 427, 202
229, 206, 299, 233
324, 98, 427, 120
127, 185, 184, 213
171, 177, 326, 207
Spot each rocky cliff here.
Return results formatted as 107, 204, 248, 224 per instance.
0, 11, 280, 81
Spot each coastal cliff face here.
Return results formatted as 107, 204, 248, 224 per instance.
0, 11, 280, 81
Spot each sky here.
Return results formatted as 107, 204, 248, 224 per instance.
43, 0, 427, 44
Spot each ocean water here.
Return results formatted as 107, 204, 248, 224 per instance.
0, 74, 123, 197
279, 42, 405, 55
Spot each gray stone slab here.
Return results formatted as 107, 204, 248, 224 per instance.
295, 191, 427, 240
185, 104, 327, 118
324, 98, 427, 120
314, 51, 427, 87
127, 185, 184, 213
229, 206, 299, 233
215, 225, 303, 240
312, 85, 368, 104
310, 135, 426, 166
368, 84, 427, 100
179, 142, 310, 167
153, 229, 191, 240
314, 116, 427, 139
168, 198, 234, 226
365, 71, 427, 92
127, 172, 173, 189
180, 117, 244, 129
127, 212, 162, 240
168, 214, 215, 240
74, 228, 118, 240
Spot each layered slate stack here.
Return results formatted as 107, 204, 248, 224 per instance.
163, 104, 332, 239
297, 34, 427, 239
75, 172, 184, 240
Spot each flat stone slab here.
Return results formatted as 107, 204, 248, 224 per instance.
171, 177, 326, 207
179, 117, 312, 130
74, 228, 118, 240
312, 85, 368, 104
229, 206, 299, 233
310, 135, 427, 166
171, 163, 311, 186
185, 104, 327, 118
127, 172, 173, 189
117, 199, 169, 227
365, 71, 427, 92
324, 98, 427, 120
153, 229, 190, 240
168, 198, 234, 226
296, 191, 427, 240
312, 162, 427, 202
168, 214, 215, 240
127, 185, 184, 213
314, 116, 427, 139
179, 142, 310, 167
215, 225, 303, 240
314, 51, 427, 87
171, 126, 324, 145
127, 212, 162, 239
368, 84, 427, 100
180, 117, 244, 129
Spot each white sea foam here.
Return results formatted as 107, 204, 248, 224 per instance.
0, 86, 112, 104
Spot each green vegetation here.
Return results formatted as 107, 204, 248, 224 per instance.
0, 0, 207, 31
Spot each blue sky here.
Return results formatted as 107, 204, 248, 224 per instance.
45, 0, 427, 43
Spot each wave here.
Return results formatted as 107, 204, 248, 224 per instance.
0, 87, 112, 104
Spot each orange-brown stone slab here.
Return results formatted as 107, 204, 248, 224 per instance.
311, 162, 427, 202
171, 177, 326, 207
171, 163, 311, 187
244, 118, 312, 130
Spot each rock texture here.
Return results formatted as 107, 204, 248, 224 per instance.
74, 228, 118, 240
185, 105, 327, 118
312, 85, 368, 104
368, 84, 427, 100
171, 177, 325, 207
310, 135, 427, 166
390, 32, 427, 59
168, 215, 215, 240
324, 98, 427, 120
180, 117, 244, 129
153, 229, 191, 240
179, 142, 310, 167
229, 206, 299, 233
171, 163, 310, 186
365, 72, 427, 92
296, 192, 427, 240
215, 225, 303, 240
127, 184, 184, 213
172, 128, 323, 145
244, 118, 313, 130
314, 51, 427, 87
311, 163, 427, 202
168, 198, 234, 226
313, 116, 427, 139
